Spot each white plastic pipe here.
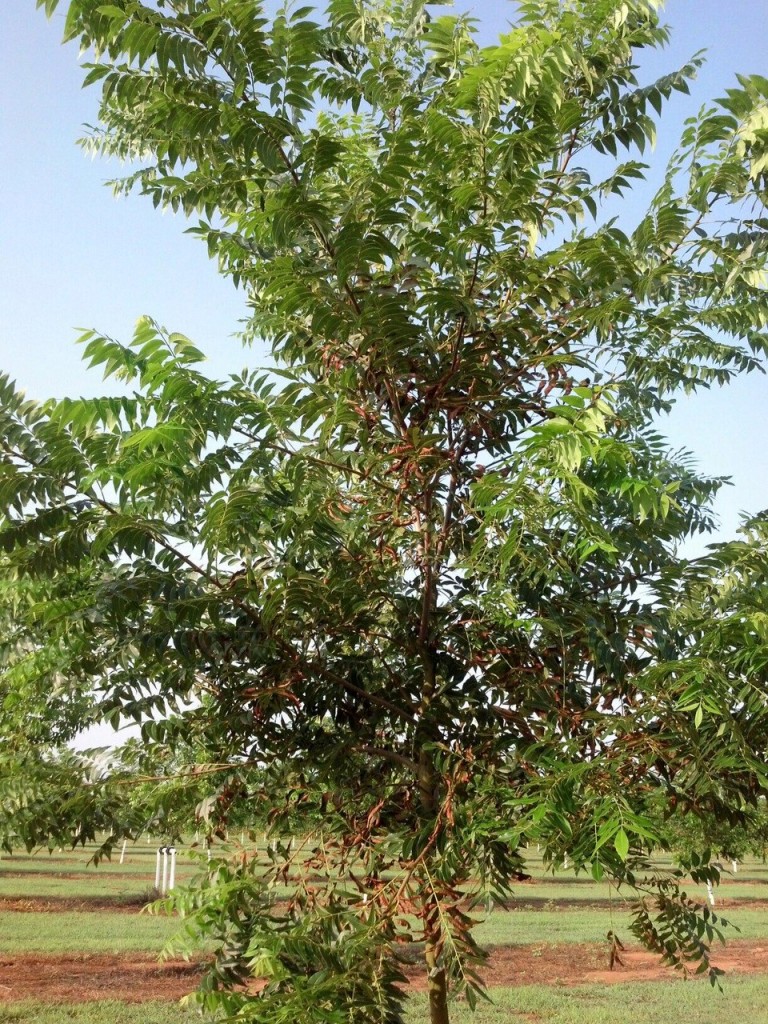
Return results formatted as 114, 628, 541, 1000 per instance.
168, 847, 176, 891
732, 859, 739, 873
707, 880, 715, 907
162, 847, 170, 894
155, 847, 162, 890
119, 839, 127, 865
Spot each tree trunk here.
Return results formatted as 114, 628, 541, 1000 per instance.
425, 935, 450, 1024
418, 648, 451, 1024
415, 498, 452, 1024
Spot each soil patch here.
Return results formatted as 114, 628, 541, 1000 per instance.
3, 941, 768, 1004
0, 954, 202, 1003
0, 869, 154, 881
502, 896, 768, 911
405, 940, 768, 991
0, 896, 151, 914
4, 891, 767, 915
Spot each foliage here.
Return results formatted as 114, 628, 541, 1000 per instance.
657, 806, 768, 865
4, 0, 768, 1020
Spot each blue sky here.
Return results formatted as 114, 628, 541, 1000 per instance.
1, 0, 767, 550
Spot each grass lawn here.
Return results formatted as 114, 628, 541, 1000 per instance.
3, 978, 768, 1024
0, 876, 158, 902
2, 843, 767, 1024
2, 870, 763, 911
0, 912, 180, 954
4, 844, 766, 896
0, 1002, 199, 1024
0, 850, 198, 878
405, 976, 768, 1023
1, 903, 766, 956
474, 905, 766, 947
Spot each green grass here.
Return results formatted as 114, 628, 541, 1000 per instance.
1, 903, 765, 956
0, 1002, 199, 1024
2, 844, 767, 1022
4, 843, 766, 891
404, 976, 768, 1023
1, 870, 762, 910
501, 880, 768, 905
4, 843, 767, 891
0, 851, 199, 878
0, 876, 156, 901
474, 906, 768, 947
0, 873, 194, 901
0, 912, 180, 954
3, 978, 768, 1024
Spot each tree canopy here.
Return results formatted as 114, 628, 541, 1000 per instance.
3, 1, 768, 1020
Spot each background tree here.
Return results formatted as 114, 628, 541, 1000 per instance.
644, 517, 768, 869
3, 0, 768, 1020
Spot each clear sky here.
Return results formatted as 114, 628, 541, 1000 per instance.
1, 0, 767, 552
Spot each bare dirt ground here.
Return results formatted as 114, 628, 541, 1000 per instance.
0, 954, 201, 1003
5, 890, 768, 915
2, 941, 768, 1004
501, 896, 768, 911
468, 941, 768, 990
0, 868, 154, 879
0, 896, 150, 913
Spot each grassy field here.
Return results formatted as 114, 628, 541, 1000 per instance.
475, 902, 768, 946
3, 842, 764, 902
407, 978, 768, 1024
0, 1003, 199, 1024
0, 911, 179, 954
0, 903, 763, 955
3, 979, 768, 1024
2, 843, 768, 1021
